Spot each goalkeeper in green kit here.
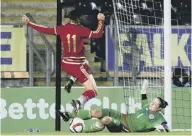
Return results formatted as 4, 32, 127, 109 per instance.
58, 80, 169, 133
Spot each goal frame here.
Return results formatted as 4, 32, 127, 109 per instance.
111, 0, 172, 129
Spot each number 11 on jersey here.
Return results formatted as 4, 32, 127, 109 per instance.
66, 34, 76, 52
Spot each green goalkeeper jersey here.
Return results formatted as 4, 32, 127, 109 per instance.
127, 100, 166, 132
70, 97, 167, 133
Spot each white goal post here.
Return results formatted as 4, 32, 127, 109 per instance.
163, 0, 172, 130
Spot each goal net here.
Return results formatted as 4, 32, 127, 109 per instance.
111, 0, 191, 130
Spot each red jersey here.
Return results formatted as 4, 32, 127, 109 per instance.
27, 21, 104, 59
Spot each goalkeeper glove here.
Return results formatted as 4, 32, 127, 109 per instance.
155, 124, 169, 132
141, 79, 149, 94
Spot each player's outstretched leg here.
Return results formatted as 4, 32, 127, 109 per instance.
71, 100, 81, 114
57, 111, 70, 122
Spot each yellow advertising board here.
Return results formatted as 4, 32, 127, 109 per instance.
0, 27, 26, 71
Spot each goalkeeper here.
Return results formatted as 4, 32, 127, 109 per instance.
59, 80, 169, 133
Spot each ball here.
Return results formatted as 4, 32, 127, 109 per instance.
69, 117, 85, 133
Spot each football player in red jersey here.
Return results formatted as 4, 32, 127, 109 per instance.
22, 10, 105, 113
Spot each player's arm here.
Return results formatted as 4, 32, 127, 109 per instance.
22, 15, 60, 35
153, 113, 170, 132
90, 20, 104, 38
141, 94, 148, 107
154, 122, 169, 132
141, 79, 149, 107
78, 13, 105, 38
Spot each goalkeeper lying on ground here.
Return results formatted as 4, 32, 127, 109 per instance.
58, 80, 169, 133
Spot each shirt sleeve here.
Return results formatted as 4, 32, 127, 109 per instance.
78, 21, 104, 38
142, 100, 148, 107
77, 26, 92, 38
55, 25, 63, 35
27, 22, 61, 35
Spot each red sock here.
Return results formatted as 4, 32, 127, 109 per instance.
82, 90, 97, 101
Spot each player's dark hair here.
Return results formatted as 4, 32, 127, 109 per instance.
157, 97, 168, 109
69, 10, 80, 23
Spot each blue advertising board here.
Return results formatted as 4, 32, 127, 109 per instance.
106, 26, 191, 71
